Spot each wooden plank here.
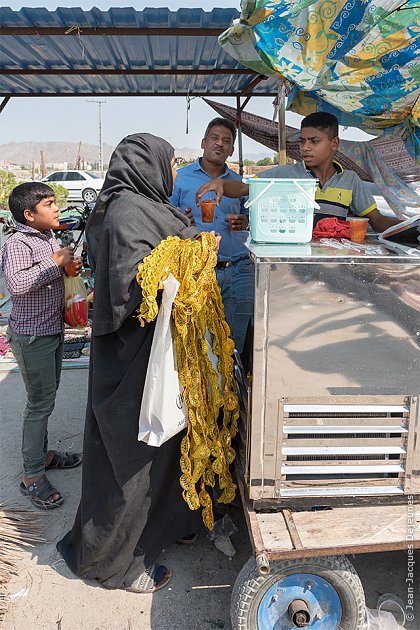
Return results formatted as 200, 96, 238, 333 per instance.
257, 504, 420, 560
252, 493, 418, 510
282, 509, 303, 550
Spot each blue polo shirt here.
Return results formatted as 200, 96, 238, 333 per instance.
170, 159, 248, 262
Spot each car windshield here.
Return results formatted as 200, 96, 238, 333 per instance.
84, 171, 100, 178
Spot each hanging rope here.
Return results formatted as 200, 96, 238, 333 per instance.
186, 92, 191, 134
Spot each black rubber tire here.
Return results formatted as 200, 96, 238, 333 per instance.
231, 555, 365, 630
82, 188, 97, 203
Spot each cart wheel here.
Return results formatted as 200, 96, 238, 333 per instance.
231, 555, 365, 630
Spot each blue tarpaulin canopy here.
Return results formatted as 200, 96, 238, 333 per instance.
219, 0, 420, 162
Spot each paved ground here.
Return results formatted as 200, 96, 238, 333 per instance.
0, 364, 419, 629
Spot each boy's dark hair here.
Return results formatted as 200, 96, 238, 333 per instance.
204, 117, 237, 144
8, 182, 55, 224
301, 112, 339, 140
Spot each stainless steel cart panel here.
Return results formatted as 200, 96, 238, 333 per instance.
245, 242, 420, 501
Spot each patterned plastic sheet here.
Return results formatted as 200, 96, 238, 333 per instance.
204, 98, 420, 216
219, 0, 420, 163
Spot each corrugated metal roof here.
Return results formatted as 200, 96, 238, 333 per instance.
0, 7, 279, 97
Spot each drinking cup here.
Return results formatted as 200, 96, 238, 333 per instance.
200, 200, 215, 223
348, 217, 368, 244
227, 213, 240, 230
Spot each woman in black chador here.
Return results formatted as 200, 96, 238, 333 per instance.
58, 133, 204, 593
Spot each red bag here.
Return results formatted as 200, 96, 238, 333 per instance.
63, 275, 88, 328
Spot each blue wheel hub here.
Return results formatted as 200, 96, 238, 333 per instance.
257, 573, 342, 629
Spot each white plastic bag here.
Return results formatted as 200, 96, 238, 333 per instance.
138, 274, 187, 447
205, 327, 222, 389
363, 608, 401, 630
362, 594, 406, 630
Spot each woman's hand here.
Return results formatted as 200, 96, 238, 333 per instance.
183, 207, 196, 226
210, 230, 222, 254
196, 180, 224, 206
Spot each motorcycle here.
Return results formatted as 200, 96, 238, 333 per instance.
55, 202, 93, 248
55, 202, 94, 268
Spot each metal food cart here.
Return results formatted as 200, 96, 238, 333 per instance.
232, 240, 420, 630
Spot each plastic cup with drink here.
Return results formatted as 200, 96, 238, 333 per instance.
347, 217, 369, 244
200, 198, 215, 223
226, 213, 240, 230
66, 256, 83, 277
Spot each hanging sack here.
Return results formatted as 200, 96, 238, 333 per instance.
63, 275, 88, 328
138, 273, 187, 447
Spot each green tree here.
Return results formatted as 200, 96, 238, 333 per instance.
243, 159, 256, 166
0, 173, 68, 215
272, 152, 294, 165
47, 183, 69, 209
256, 157, 274, 166
0, 170, 17, 210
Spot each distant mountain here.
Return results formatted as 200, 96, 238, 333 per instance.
0, 142, 273, 167
0, 141, 115, 166
174, 147, 201, 161
175, 147, 274, 162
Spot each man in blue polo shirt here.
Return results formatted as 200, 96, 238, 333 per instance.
170, 117, 253, 354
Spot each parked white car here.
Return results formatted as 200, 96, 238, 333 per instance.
42, 170, 105, 203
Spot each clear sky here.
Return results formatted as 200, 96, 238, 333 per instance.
1, 0, 374, 157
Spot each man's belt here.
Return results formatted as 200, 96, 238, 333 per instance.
215, 255, 249, 270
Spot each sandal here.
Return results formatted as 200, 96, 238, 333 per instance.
125, 564, 172, 594
45, 451, 83, 470
19, 475, 64, 510
176, 533, 198, 545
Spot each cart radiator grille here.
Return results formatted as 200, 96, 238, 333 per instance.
278, 404, 408, 497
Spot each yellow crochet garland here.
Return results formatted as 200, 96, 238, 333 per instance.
136, 233, 239, 529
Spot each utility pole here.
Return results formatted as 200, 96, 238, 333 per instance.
40, 150, 46, 178
75, 141, 82, 170
86, 98, 106, 175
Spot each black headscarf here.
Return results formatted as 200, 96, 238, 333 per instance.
86, 133, 200, 335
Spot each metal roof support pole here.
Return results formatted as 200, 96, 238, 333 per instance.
278, 81, 287, 166
236, 95, 244, 177
0, 97, 11, 115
